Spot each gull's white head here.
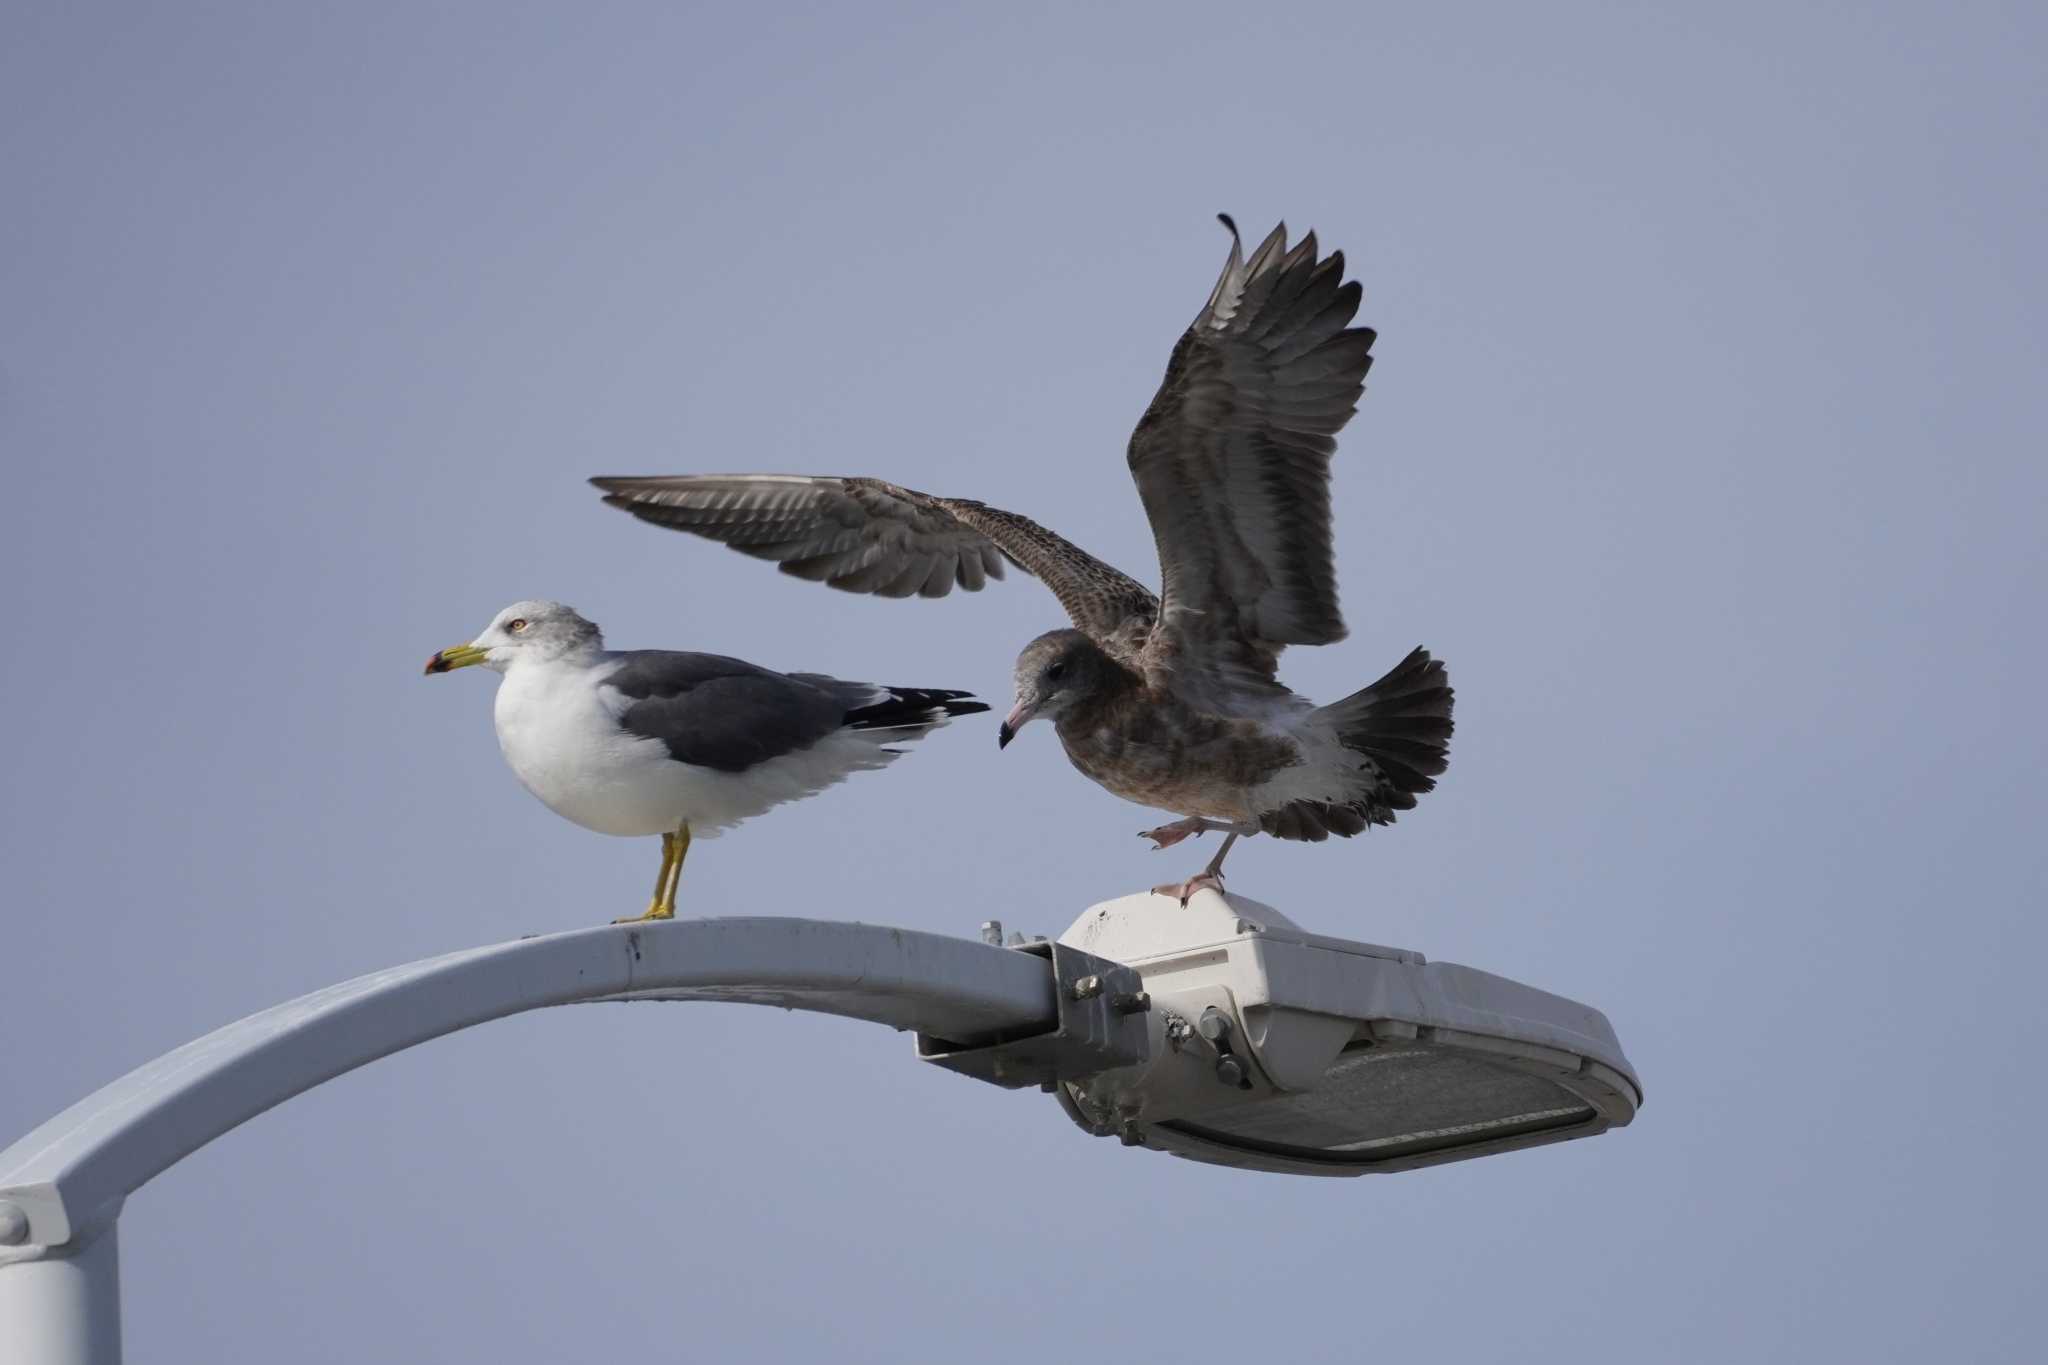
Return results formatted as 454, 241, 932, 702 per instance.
424, 600, 604, 676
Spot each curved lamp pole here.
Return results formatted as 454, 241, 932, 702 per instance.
0, 917, 1067, 1365
2, 897, 1641, 1365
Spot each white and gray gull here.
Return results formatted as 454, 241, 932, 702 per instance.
425, 600, 987, 921
589, 217, 1453, 902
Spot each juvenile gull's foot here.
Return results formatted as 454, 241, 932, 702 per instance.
1151, 871, 1226, 907
1140, 816, 1211, 850
1151, 829, 1245, 906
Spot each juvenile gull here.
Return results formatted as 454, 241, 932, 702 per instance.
425, 600, 987, 921
590, 217, 1452, 902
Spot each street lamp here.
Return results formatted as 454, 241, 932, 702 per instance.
921, 892, 1637, 1176
2, 893, 1639, 1362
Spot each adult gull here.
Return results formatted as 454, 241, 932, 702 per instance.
425, 600, 987, 921
589, 217, 1452, 902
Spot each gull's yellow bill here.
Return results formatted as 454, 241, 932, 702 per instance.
423, 643, 489, 674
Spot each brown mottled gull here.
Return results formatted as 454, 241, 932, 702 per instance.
589, 217, 1453, 902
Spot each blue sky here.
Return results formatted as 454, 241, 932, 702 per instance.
3, 3, 2043, 1360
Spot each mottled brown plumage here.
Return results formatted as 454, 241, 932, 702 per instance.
1057, 679, 1301, 824
591, 217, 1454, 898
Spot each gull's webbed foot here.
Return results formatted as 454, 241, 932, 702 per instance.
1140, 816, 1211, 850
1151, 871, 1227, 907
1139, 816, 1250, 850
613, 903, 676, 924
1149, 830, 1246, 906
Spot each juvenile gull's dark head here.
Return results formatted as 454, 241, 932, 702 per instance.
998, 629, 1119, 749
425, 599, 604, 676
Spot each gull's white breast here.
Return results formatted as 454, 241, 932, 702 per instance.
491, 659, 687, 837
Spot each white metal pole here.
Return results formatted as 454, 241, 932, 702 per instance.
0, 1218, 120, 1365
0, 915, 1063, 1365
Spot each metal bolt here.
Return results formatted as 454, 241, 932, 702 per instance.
1198, 1005, 1233, 1043
1070, 974, 1104, 1000
1109, 991, 1151, 1015
0, 1201, 28, 1247
981, 920, 1004, 946
1216, 1056, 1246, 1087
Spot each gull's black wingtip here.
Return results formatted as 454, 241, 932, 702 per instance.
1216, 212, 1239, 239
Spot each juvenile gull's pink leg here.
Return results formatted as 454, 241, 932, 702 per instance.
1138, 815, 1238, 850
1152, 831, 1249, 906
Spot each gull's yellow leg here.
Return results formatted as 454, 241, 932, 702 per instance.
657, 823, 692, 916
613, 832, 678, 924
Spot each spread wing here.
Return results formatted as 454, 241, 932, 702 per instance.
591, 475, 1157, 653
1127, 218, 1376, 697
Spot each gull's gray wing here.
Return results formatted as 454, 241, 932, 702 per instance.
600, 650, 989, 774
601, 651, 847, 772
1126, 217, 1377, 699
591, 475, 1157, 655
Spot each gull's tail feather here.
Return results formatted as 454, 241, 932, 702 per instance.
1318, 646, 1454, 809
1260, 648, 1453, 842
844, 687, 990, 735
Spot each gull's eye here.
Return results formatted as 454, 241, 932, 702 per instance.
508, 618, 529, 633
1046, 661, 1067, 681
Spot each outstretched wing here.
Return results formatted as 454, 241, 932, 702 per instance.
1127, 218, 1377, 695
592, 475, 1157, 651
